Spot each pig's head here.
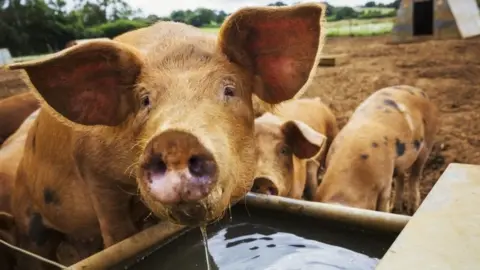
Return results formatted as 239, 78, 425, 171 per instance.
8, 3, 326, 226
252, 112, 326, 197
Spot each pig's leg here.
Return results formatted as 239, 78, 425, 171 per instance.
91, 186, 136, 247
393, 170, 406, 213
377, 178, 393, 212
303, 161, 320, 201
56, 236, 102, 265
81, 171, 137, 247
15, 214, 63, 270
407, 147, 431, 215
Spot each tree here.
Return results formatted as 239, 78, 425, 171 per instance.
335, 7, 358, 20
387, 0, 401, 9
268, 1, 287, 6
193, 8, 216, 26
170, 10, 187, 23
365, 1, 376, 7
322, 2, 335, 17
216, 10, 227, 24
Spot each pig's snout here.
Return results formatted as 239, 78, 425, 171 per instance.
141, 130, 218, 204
251, 177, 279, 196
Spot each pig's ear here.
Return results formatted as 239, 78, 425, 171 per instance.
8, 40, 143, 127
282, 120, 326, 159
217, 3, 326, 104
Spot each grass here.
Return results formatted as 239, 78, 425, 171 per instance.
359, 7, 395, 14
12, 54, 49, 63
326, 18, 394, 37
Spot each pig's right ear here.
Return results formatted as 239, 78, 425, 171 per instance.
217, 3, 326, 104
282, 120, 326, 159
8, 41, 143, 127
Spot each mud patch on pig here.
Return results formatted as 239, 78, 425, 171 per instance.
43, 188, 60, 205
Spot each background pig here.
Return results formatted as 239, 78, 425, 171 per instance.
6, 3, 327, 267
0, 110, 39, 270
0, 109, 39, 214
0, 92, 39, 146
252, 97, 338, 200
314, 85, 439, 215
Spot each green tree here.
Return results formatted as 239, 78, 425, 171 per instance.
216, 10, 227, 24
387, 0, 401, 9
268, 1, 287, 6
323, 2, 335, 17
170, 10, 187, 23
335, 7, 358, 20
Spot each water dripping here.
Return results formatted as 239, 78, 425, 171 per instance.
200, 225, 211, 270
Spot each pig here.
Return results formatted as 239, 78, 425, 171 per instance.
251, 97, 338, 200
6, 3, 327, 267
0, 92, 40, 146
0, 110, 39, 270
314, 85, 439, 215
0, 109, 39, 214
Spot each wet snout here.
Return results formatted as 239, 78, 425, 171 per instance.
251, 177, 279, 196
141, 130, 218, 204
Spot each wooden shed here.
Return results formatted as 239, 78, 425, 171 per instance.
392, 0, 480, 43
65, 38, 111, 48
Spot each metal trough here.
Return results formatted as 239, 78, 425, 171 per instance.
67, 193, 411, 270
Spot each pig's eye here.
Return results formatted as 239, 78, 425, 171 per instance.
141, 95, 150, 108
223, 85, 235, 98
280, 145, 291, 156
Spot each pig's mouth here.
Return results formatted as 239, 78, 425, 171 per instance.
164, 201, 216, 226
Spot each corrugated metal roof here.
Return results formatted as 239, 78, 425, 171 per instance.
447, 0, 480, 38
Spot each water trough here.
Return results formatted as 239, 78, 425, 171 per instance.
68, 193, 411, 270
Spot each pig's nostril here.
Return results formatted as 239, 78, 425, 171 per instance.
188, 155, 216, 178
253, 177, 278, 195
267, 187, 278, 196
149, 155, 167, 175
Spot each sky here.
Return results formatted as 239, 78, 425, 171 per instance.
120, 0, 393, 17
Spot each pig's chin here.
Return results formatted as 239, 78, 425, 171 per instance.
138, 182, 228, 226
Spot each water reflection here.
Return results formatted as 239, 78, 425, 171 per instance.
120, 206, 394, 270
207, 223, 379, 270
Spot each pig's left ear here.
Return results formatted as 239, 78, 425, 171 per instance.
217, 3, 326, 104
8, 40, 143, 127
282, 120, 326, 159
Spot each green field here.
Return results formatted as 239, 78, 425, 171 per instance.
359, 7, 395, 14
325, 18, 394, 36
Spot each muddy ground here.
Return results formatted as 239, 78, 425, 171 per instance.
0, 69, 28, 99
1, 35, 479, 214
303, 35, 480, 210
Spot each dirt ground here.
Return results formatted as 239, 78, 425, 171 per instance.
0, 69, 29, 99
303, 35, 480, 208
